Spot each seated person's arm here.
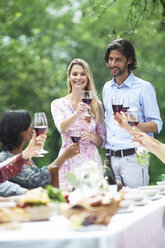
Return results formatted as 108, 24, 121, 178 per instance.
0, 132, 46, 183
48, 143, 80, 187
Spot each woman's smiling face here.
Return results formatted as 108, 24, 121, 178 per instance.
68, 64, 88, 91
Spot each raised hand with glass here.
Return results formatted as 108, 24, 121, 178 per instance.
81, 90, 94, 118
33, 112, 48, 157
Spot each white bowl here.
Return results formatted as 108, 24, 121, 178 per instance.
119, 200, 132, 209
139, 185, 165, 192
124, 192, 145, 202
138, 189, 159, 197
26, 204, 56, 221
157, 181, 165, 186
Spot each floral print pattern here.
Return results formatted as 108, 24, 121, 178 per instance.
51, 97, 106, 188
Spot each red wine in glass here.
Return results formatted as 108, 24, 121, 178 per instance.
69, 128, 81, 143
112, 104, 123, 114
33, 112, 48, 156
122, 97, 130, 113
122, 107, 129, 113
71, 136, 81, 143
127, 108, 139, 131
82, 98, 92, 105
81, 90, 94, 117
128, 121, 139, 127
33, 126, 47, 136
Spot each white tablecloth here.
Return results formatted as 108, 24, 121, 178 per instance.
0, 198, 165, 248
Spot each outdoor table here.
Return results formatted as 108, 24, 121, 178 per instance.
0, 197, 165, 248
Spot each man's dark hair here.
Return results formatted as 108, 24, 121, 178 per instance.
0, 110, 31, 151
104, 38, 137, 71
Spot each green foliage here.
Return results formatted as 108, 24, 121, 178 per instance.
65, 172, 77, 187
45, 185, 66, 203
0, 0, 164, 184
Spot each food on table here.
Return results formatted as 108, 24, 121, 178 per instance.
18, 188, 50, 208
0, 207, 29, 223
0, 186, 67, 223
17, 187, 64, 221
45, 185, 67, 203
59, 192, 123, 227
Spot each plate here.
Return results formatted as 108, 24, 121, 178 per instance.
117, 206, 135, 214
159, 191, 165, 195
149, 194, 162, 201
133, 200, 148, 207
75, 224, 108, 232
0, 201, 16, 208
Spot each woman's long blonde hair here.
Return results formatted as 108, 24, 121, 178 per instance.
67, 58, 103, 124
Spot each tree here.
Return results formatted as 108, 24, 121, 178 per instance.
0, 0, 164, 182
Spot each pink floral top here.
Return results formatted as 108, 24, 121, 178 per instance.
51, 97, 106, 188
0, 153, 29, 183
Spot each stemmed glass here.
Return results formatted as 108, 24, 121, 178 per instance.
127, 108, 149, 185
122, 97, 130, 114
33, 112, 48, 157
111, 96, 124, 125
81, 90, 94, 118
69, 128, 81, 144
127, 108, 139, 130
69, 128, 83, 162
127, 108, 139, 147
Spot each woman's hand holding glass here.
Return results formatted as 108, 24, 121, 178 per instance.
76, 102, 90, 117
22, 131, 47, 160
63, 143, 80, 158
81, 131, 94, 142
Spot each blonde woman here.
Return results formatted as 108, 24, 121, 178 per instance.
51, 58, 106, 189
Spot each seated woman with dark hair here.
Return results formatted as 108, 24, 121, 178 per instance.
0, 131, 47, 196
0, 110, 80, 196
0, 130, 47, 183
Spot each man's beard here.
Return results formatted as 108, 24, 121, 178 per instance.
110, 63, 127, 77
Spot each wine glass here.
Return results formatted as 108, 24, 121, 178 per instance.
111, 96, 124, 125
127, 108, 139, 147
127, 108, 139, 130
69, 128, 81, 143
81, 90, 94, 118
122, 97, 130, 114
33, 112, 48, 157
69, 128, 82, 161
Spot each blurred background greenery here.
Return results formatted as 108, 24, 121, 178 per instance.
0, 0, 164, 184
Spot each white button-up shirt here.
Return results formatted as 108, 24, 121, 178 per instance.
102, 72, 163, 150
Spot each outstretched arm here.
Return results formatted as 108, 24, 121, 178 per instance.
0, 132, 47, 183
131, 131, 165, 164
